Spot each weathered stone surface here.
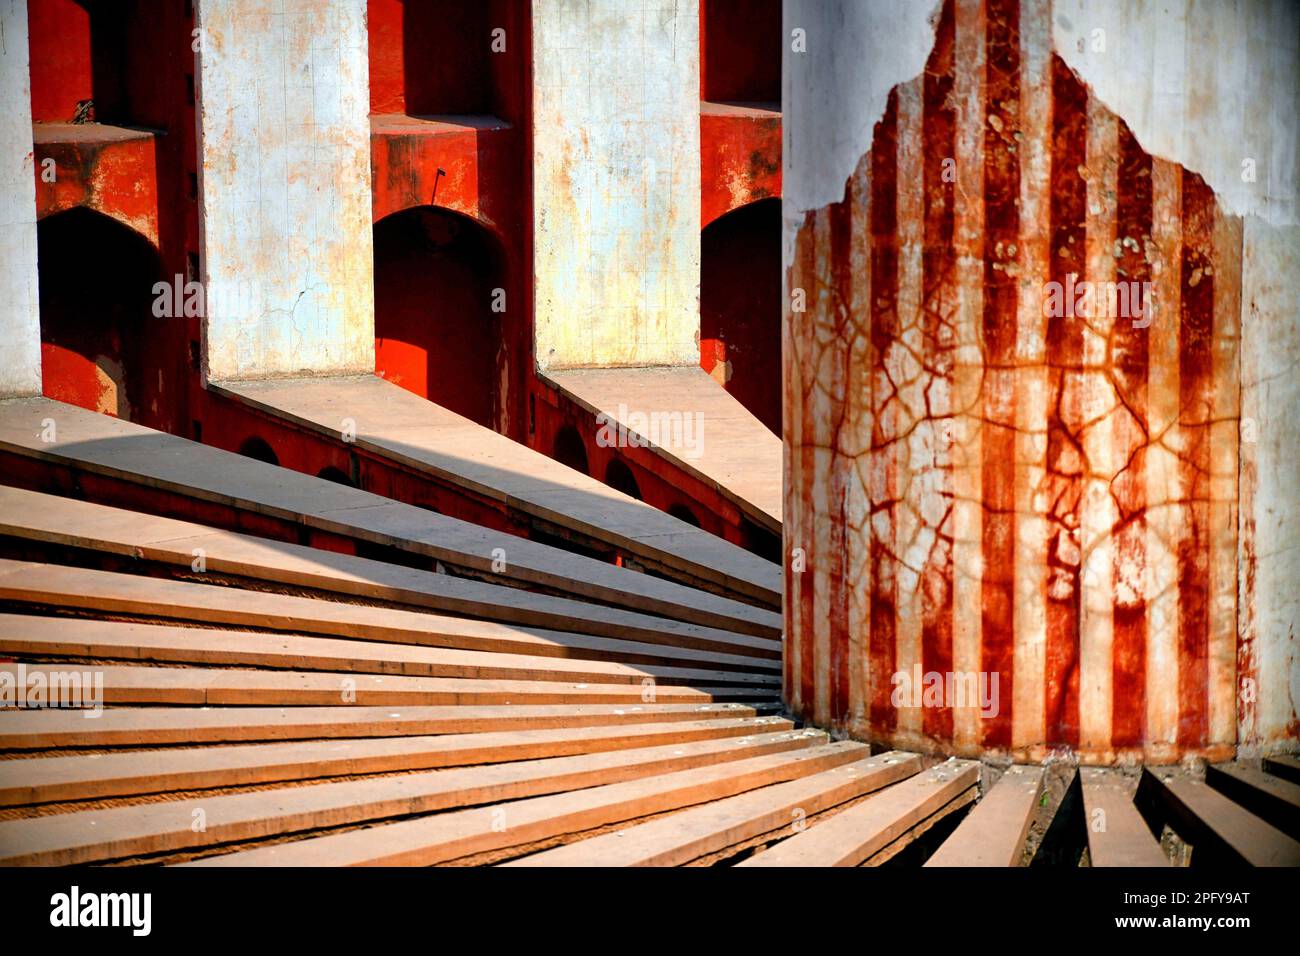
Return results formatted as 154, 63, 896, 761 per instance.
783, 0, 1297, 763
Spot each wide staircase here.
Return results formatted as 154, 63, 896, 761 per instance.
0, 400, 1297, 866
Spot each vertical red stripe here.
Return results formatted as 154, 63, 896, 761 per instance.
868, 91, 901, 735
1177, 173, 1216, 748
979, 0, 1019, 750
1110, 122, 1151, 749
786, 0, 1244, 761
920, 0, 957, 742
829, 198, 855, 725
1043, 56, 1087, 748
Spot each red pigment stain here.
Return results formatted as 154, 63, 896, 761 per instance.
1110, 122, 1152, 750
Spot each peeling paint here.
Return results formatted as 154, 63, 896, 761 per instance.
782, 0, 943, 265
1052, 0, 1298, 228
783, 0, 1295, 765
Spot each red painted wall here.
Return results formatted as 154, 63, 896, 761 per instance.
373, 206, 503, 427
700, 0, 781, 103
27, 0, 93, 122
37, 208, 158, 418
697, 8, 782, 438
367, 0, 527, 121
34, 129, 158, 244
369, 0, 531, 441
700, 105, 781, 228
701, 198, 782, 435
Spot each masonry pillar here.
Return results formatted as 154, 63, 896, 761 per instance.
196, 0, 373, 382
532, 0, 701, 370
783, 0, 1299, 763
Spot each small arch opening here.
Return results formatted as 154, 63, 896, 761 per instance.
37, 207, 159, 419
552, 425, 589, 476
238, 436, 279, 467
604, 458, 642, 501
668, 503, 701, 528
373, 205, 505, 427
316, 466, 355, 487
741, 517, 783, 564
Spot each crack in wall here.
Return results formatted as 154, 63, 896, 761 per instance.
784, 0, 1267, 764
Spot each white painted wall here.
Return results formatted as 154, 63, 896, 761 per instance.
1053, 0, 1298, 228
196, 0, 373, 382
0, 0, 42, 398
1238, 218, 1299, 756
533, 0, 701, 370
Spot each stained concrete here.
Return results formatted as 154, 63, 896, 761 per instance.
533, 0, 701, 370
196, 0, 374, 382
782, 0, 1299, 760
1052, 0, 1299, 755
0, 0, 41, 397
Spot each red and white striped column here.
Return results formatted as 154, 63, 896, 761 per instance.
783, 0, 1269, 764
